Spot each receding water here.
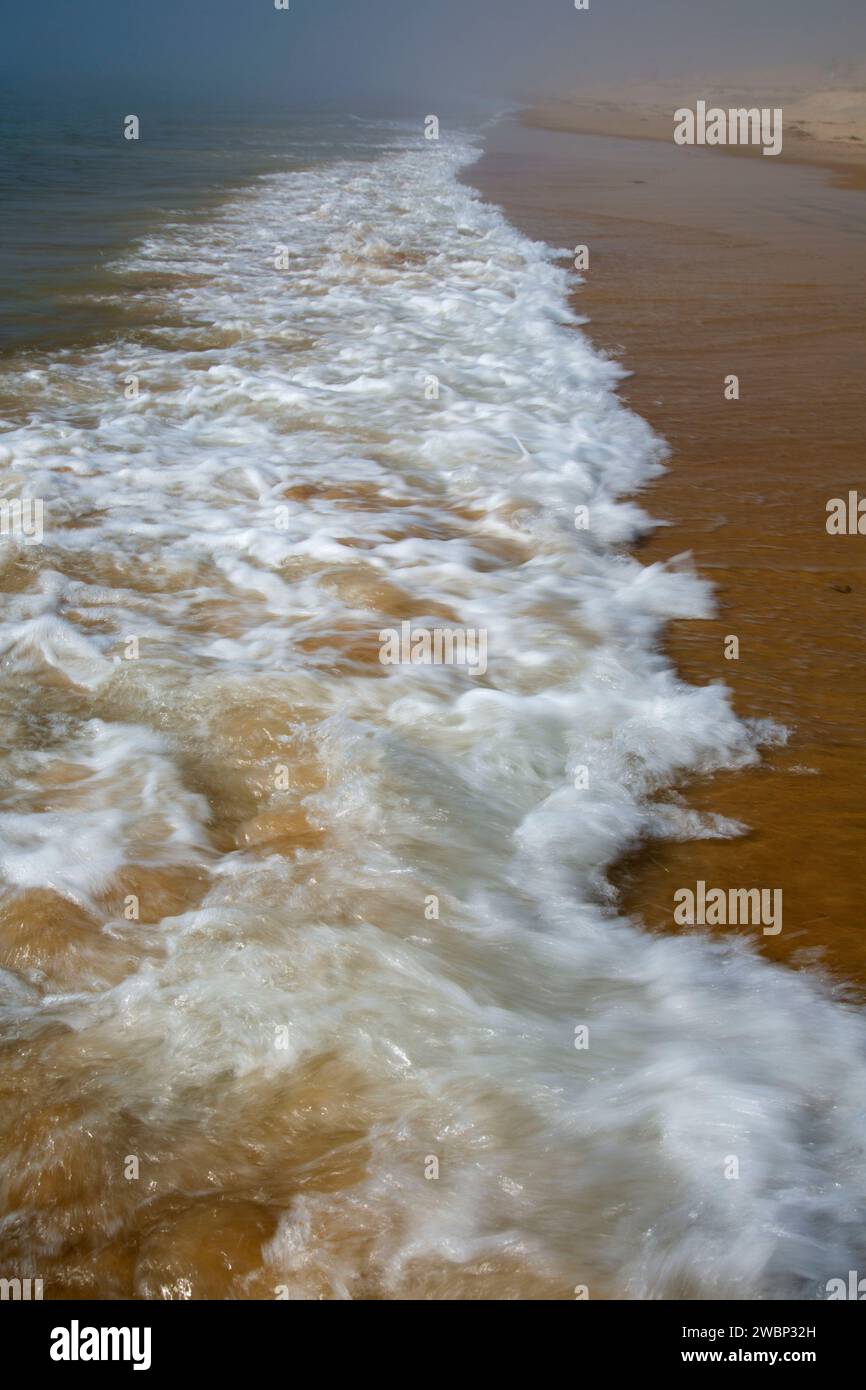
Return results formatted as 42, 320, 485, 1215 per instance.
1, 109, 865, 1300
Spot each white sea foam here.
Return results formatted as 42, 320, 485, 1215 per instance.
0, 126, 863, 1299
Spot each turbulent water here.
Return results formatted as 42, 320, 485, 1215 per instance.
1, 118, 865, 1300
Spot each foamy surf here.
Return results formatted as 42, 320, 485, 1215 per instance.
0, 123, 863, 1300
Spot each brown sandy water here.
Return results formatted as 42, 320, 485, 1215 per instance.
469, 121, 866, 986
3, 120, 866, 1304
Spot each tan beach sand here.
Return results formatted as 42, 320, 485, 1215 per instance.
466, 118, 866, 987
525, 65, 866, 188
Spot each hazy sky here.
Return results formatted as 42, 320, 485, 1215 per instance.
4, 0, 866, 110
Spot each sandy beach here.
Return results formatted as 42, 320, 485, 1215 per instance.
524, 66, 866, 189
467, 115, 866, 986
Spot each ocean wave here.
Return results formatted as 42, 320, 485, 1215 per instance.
0, 126, 863, 1300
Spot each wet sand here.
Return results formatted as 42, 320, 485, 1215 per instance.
467, 121, 866, 987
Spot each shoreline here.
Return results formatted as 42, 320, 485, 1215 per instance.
2, 109, 865, 1302
522, 73, 866, 191
465, 119, 866, 988
522, 105, 866, 190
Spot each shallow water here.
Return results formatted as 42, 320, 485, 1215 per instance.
469, 121, 866, 987
1, 116, 865, 1300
